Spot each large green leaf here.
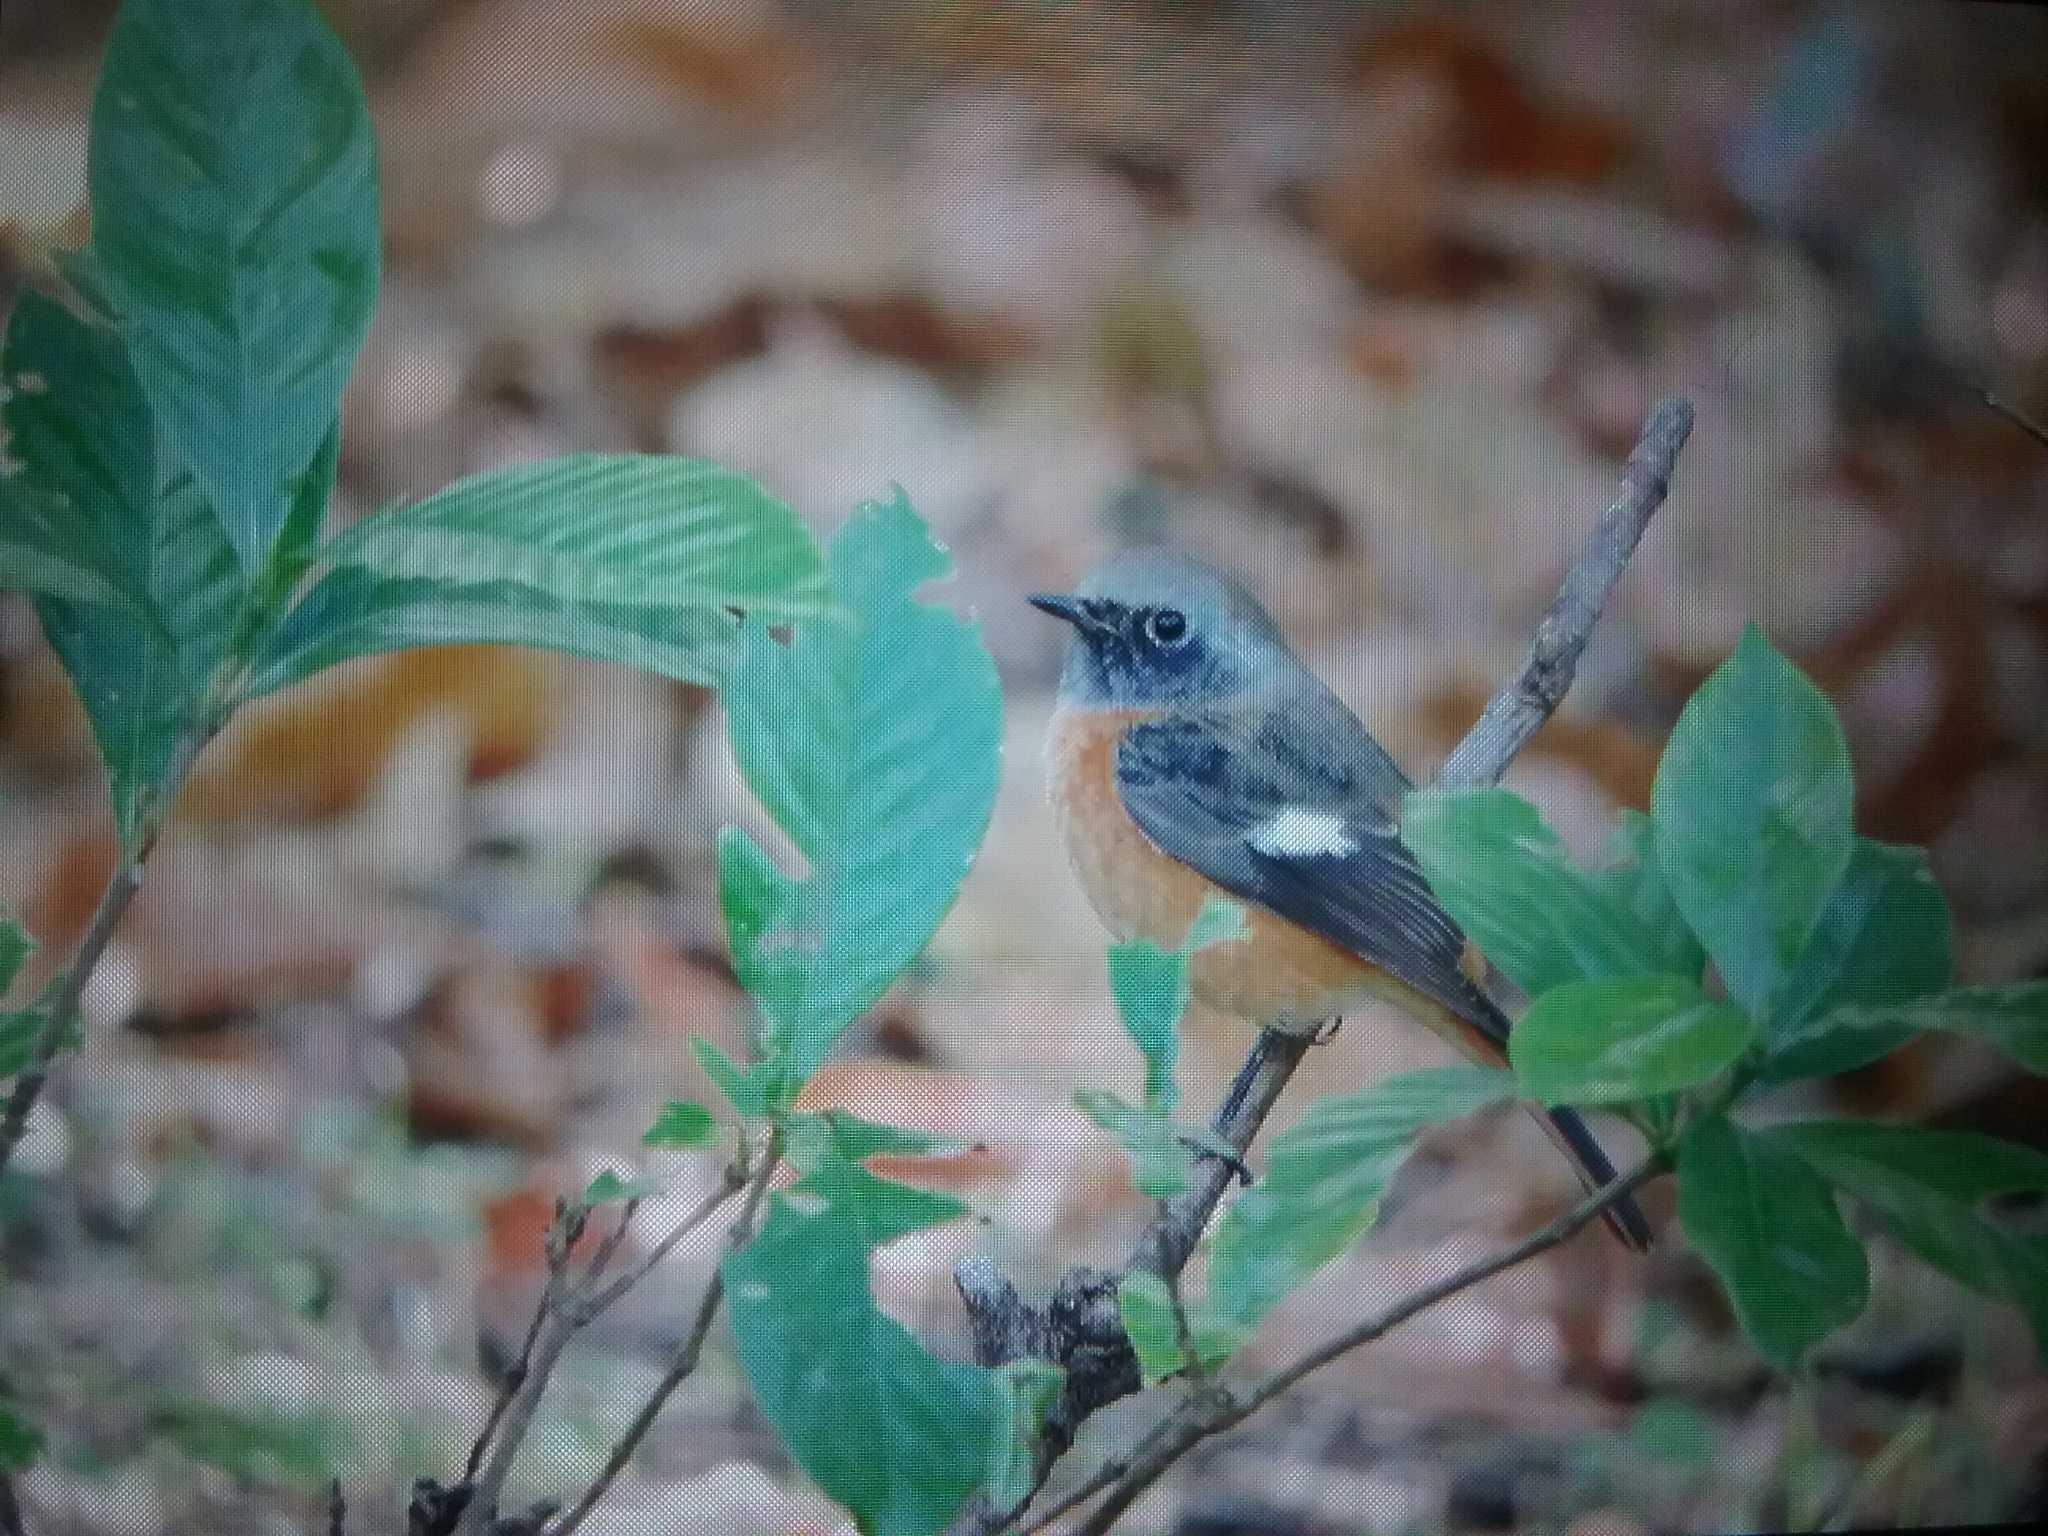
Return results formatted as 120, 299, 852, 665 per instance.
1594, 810, 1709, 979
726, 1190, 993, 1536
1677, 1114, 1869, 1369
788, 1156, 969, 1249
783, 1110, 963, 1174
1651, 626, 1856, 1019
1766, 984, 2046, 1087
718, 490, 1001, 1081
1403, 790, 1703, 997
1509, 974, 1754, 1108
88, 0, 377, 574
247, 455, 831, 695
1208, 1067, 1516, 1329
2, 291, 244, 846
1757, 840, 1951, 1081
1771, 1121, 2048, 1358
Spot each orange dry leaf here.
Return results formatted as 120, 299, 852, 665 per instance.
1349, 17, 1629, 187
180, 645, 557, 824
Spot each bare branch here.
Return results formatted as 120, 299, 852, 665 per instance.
950, 399, 1696, 1532
546, 1130, 783, 1536
450, 1169, 751, 1535
0, 863, 141, 1179
1978, 385, 2048, 452
569, 1167, 746, 1324
0, 716, 219, 1182
1437, 397, 1694, 788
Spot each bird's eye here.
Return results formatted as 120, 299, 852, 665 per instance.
1146, 608, 1189, 646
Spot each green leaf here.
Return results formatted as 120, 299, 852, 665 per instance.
1677, 1114, 1869, 1369
1770, 1121, 2048, 1358
1073, 1088, 1193, 1199
0, 1396, 39, 1472
248, 455, 832, 695
985, 1360, 1063, 1516
88, 0, 378, 574
1116, 1272, 1247, 1382
1626, 1400, 1718, 1470
784, 1110, 963, 1174
1509, 975, 1755, 1108
0, 535, 153, 615
1651, 626, 1856, 1019
3, 291, 244, 848
1106, 896, 1245, 1115
1209, 1067, 1515, 1328
1, 1008, 78, 1079
726, 1192, 993, 1536
1758, 840, 1951, 1080
1404, 789, 1704, 996
1767, 982, 2047, 1087
151, 1396, 349, 1492
788, 1156, 969, 1249
691, 1036, 784, 1121
1595, 810, 1710, 979
719, 490, 1002, 1082
583, 1170, 662, 1205
642, 1100, 717, 1150
0, 923, 30, 995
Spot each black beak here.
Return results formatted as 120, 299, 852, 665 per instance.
1029, 593, 1095, 631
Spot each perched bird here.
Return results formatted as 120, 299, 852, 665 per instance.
1031, 548, 1653, 1252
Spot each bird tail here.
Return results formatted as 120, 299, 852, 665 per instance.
1534, 1104, 1654, 1254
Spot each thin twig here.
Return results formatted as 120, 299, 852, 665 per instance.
454, 1172, 748, 1534
950, 398, 1696, 1533
569, 1168, 746, 1323
0, 863, 139, 1175
1437, 397, 1694, 787
545, 1129, 783, 1536
328, 1478, 347, 1536
1156, 1215, 1203, 1386
0, 719, 214, 1181
1978, 386, 2048, 452
1067, 1156, 1668, 1536
581, 1197, 642, 1285
1005, 1408, 1186, 1536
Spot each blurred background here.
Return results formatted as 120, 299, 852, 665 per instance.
4, 1, 2048, 1532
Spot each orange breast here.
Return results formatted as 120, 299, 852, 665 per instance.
1046, 707, 1440, 1034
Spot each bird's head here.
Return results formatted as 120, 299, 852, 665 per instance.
1029, 547, 1292, 711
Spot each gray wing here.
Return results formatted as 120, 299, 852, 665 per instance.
1115, 692, 1507, 1045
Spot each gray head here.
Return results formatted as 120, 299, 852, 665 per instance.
1029, 548, 1297, 709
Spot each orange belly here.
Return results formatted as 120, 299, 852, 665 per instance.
1046, 707, 1447, 1035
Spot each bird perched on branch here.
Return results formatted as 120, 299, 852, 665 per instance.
1031, 548, 1653, 1252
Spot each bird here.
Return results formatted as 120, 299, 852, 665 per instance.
1030, 547, 1653, 1252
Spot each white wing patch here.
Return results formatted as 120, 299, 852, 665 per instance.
1249, 807, 1358, 860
